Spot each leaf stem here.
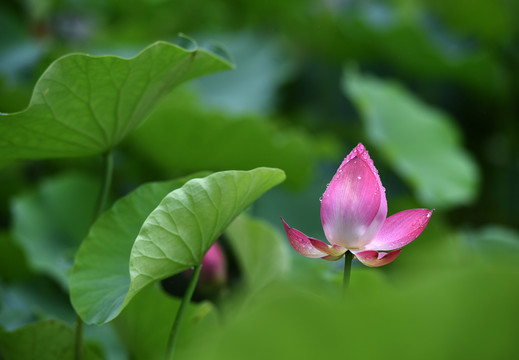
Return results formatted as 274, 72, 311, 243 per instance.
93, 150, 114, 221
74, 150, 114, 360
343, 251, 353, 296
74, 315, 84, 360
166, 264, 202, 360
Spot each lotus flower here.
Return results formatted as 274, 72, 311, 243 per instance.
281, 143, 433, 267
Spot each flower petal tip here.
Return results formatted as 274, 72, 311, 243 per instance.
281, 218, 326, 258
345, 143, 367, 162
342, 143, 378, 175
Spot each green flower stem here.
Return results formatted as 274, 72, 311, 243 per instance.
166, 264, 202, 360
343, 251, 353, 295
74, 150, 114, 360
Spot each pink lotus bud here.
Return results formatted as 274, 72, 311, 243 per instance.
161, 242, 228, 301
282, 143, 433, 267
198, 241, 227, 288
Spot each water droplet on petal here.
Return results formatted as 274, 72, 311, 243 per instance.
357, 176, 362, 180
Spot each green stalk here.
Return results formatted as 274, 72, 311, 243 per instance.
74, 315, 84, 360
343, 251, 353, 296
74, 150, 114, 360
166, 264, 202, 360
92, 150, 114, 221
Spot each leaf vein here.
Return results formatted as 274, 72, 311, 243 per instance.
183, 190, 206, 259
83, 59, 110, 144
34, 97, 105, 149
39, 79, 107, 147
160, 208, 198, 264
201, 182, 221, 250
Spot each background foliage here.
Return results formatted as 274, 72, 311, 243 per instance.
1, 0, 518, 359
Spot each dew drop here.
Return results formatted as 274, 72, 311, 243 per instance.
357, 176, 362, 180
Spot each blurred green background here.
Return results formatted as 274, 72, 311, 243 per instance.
1, 0, 518, 359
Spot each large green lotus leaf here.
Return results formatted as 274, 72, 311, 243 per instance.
225, 214, 289, 294
11, 173, 98, 289
0, 40, 232, 160
343, 70, 479, 208
70, 173, 208, 325
0, 319, 100, 359
71, 168, 284, 325
127, 168, 285, 310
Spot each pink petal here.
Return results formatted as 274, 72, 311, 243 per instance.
365, 209, 434, 251
281, 218, 327, 258
309, 239, 347, 257
353, 249, 401, 267
320, 143, 387, 250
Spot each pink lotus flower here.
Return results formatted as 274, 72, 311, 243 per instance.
282, 143, 433, 267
